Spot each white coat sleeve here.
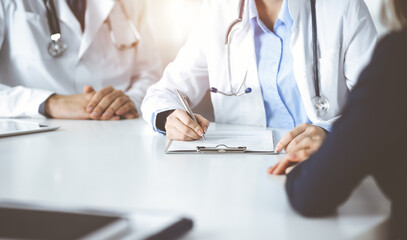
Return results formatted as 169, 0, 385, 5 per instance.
0, 2, 54, 118
124, 0, 162, 116
141, 0, 210, 131
343, 0, 377, 90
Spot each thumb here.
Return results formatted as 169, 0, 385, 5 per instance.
83, 85, 95, 94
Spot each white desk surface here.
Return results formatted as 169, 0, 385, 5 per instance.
0, 119, 391, 240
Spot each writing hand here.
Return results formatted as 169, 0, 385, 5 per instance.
165, 109, 210, 141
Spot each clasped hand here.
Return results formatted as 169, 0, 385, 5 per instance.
45, 85, 139, 120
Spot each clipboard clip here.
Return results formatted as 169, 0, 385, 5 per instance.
196, 144, 247, 153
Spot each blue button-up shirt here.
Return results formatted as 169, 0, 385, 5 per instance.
249, 0, 312, 129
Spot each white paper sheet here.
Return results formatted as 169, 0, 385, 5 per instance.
166, 130, 274, 153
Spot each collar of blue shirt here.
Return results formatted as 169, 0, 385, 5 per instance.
249, 0, 293, 32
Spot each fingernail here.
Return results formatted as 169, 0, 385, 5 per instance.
275, 147, 280, 152
103, 112, 110, 118
197, 130, 203, 136
87, 107, 93, 112
91, 111, 98, 117
204, 127, 208, 133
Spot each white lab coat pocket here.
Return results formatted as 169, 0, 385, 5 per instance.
318, 47, 341, 94
318, 46, 343, 118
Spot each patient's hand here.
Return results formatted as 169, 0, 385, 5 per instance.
276, 123, 327, 153
268, 124, 326, 175
267, 150, 316, 175
274, 123, 327, 154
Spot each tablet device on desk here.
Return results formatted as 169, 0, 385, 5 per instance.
0, 119, 59, 137
0, 204, 130, 240
0, 202, 194, 240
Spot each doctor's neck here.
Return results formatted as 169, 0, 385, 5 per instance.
255, 0, 283, 32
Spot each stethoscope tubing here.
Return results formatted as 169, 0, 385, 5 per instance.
43, 0, 61, 37
310, 0, 321, 99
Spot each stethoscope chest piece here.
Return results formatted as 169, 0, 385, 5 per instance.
48, 34, 67, 58
312, 96, 330, 116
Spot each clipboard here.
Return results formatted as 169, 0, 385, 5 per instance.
165, 131, 276, 154
197, 144, 247, 153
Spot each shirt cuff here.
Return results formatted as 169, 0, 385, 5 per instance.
38, 94, 55, 118
313, 122, 332, 132
151, 108, 177, 135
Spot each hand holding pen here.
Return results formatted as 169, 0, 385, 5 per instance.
176, 90, 206, 140
163, 90, 210, 141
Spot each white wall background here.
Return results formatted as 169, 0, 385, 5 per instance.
148, 0, 202, 65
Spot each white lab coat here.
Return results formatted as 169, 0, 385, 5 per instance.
141, 0, 377, 129
0, 0, 161, 118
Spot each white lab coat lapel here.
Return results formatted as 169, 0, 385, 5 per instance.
55, 0, 82, 38
218, 0, 266, 127
78, 0, 115, 59
288, 0, 318, 121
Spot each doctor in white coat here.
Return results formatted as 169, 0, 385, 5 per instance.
142, 0, 377, 156
0, 0, 160, 120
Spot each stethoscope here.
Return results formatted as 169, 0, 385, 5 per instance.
210, 0, 330, 116
43, 0, 140, 58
